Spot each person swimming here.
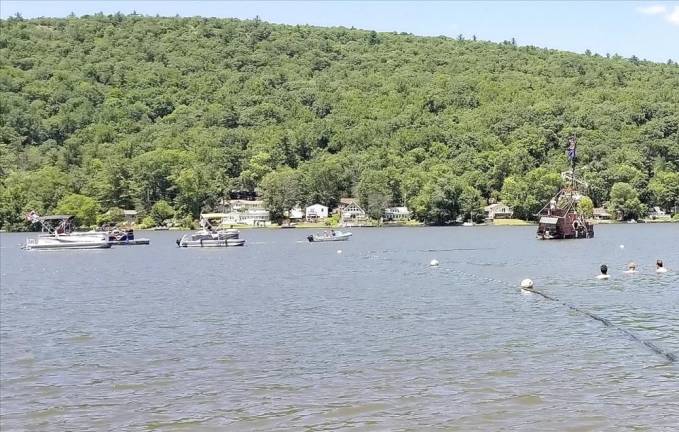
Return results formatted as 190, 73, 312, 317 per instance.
596, 264, 610, 280
624, 262, 638, 274
656, 259, 668, 273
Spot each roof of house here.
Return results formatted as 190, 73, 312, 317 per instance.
385, 206, 410, 213
123, 210, 137, 216
593, 207, 611, 215
340, 197, 358, 205
484, 203, 511, 211
306, 203, 328, 209
230, 199, 264, 205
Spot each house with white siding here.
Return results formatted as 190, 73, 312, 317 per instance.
305, 204, 328, 221
219, 199, 271, 226
337, 198, 367, 222
384, 207, 411, 221
484, 203, 513, 220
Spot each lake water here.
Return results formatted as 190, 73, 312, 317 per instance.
1, 224, 678, 431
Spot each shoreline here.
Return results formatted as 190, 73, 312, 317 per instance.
3, 219, 676, 234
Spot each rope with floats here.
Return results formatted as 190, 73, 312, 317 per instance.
427, 262, 677, 363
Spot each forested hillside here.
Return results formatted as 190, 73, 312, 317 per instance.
1, 14, 678, 229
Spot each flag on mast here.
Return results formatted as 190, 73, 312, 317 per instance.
566, 135, 577, 161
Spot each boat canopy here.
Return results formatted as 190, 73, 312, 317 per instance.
200, 213, 227, 219
41, 215, 74, 221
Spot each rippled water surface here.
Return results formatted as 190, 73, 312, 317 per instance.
2, 225, 678, 431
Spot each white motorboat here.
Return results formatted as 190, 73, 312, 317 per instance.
307, 230, 352, 242
25, 233, 111, 250
23, 214, 111, 250
462, 221, 474, 227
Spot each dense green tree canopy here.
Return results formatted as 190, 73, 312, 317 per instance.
1, 14, 678, 229
608, 182, 646, 220
55, 193, 100, 226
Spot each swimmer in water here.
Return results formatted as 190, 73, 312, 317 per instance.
596, 264, 610, 280
623, 262, 638, 274
656, 259, 668, 273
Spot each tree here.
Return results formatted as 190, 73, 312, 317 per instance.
97, 206, 126, 225
577, 196, 594, 218
608, 182, 645, 220
260, 167, 302, 223
460, 185, 484, 223
1, 15, 678, 227
356, 170, 391, 220
501, 168, 562, 220
173, 167, 214, 218
300, 156, 351, 209
55, 193, 100, 227
239, 151, 274, 191
648, 171, 679, 212
412, 174, 466, 225
149, 200, 175, 226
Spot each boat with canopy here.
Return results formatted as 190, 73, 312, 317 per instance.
176, 213, 245, 247
23, 213, 111, 250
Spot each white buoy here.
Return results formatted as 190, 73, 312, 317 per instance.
619, 244, 625, 249
430, 259, 439, 267
337, 249, 342, 254
520, 278, 534, 290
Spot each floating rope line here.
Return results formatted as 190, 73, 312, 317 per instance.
528, 288, 677, 363
437, 266, 677, 364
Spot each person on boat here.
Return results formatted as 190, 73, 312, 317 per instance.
331, 229, 336, 237
596, 264, 610, 280
656, 259, 668, 273
624, 262, 638, 274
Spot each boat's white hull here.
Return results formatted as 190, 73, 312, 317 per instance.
178, 238, 246, 248
25, 235, 111, 250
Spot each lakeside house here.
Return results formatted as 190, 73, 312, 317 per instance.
646, 206, 670, 221
384, 206, 411, 221
305, 204, 328, 221
123, 210, 137, 225
336, 198, 367, 222
593, 207, 612, 221
287, 206, 304, 221
484, 203, 513, 220
218, 199, 271, 226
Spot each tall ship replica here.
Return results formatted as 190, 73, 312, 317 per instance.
536, 136, 594, 240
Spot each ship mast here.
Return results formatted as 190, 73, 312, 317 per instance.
567, 134, 577, 193
572, 133, 576, 191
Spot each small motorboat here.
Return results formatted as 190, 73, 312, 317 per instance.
462, 221, 474, 227
307, 230, 352, 242
23, 214, 111, 250
101, 225, 150, 245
